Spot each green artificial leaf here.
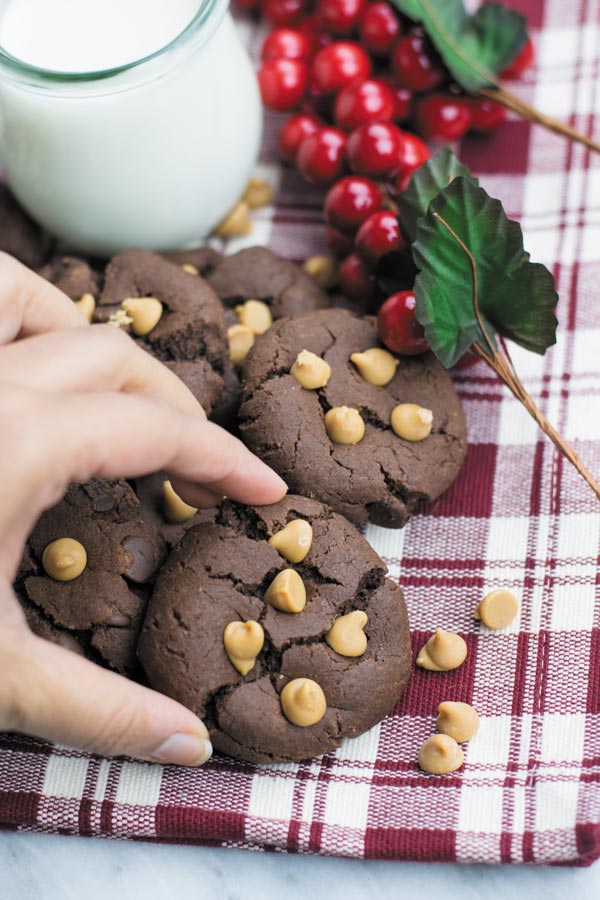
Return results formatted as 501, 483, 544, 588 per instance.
397, 146, 479, 244
413, 177, 559, 368
391, 0, 528, 92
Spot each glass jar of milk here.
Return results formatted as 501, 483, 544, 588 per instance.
0, 0, 262, 255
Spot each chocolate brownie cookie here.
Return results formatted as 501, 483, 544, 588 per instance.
160, 245, 223, 277
239, 308, 467, 528
138, 495, 412, 764
16, 478, 167, 674
0, 185, 51, 269
38, 255, 100, 300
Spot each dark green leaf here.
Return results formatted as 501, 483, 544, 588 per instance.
398, 146, 479, 244
391, 0, 527, 92
413, 177, 558, 368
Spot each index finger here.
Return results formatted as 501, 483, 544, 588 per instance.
0, 252, 87, 343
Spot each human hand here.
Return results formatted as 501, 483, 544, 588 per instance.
0, 253, 287, 766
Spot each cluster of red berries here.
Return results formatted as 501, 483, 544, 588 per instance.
238, 0, 534, 356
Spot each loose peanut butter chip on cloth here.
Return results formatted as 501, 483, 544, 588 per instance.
416, 628, 468, 671
475, 589, 519, 629
418, 734, 464, 774
437, 701, 480, 743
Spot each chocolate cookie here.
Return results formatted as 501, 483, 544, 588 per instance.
208, 246, 329, 319
138, 495, 412, 764
160, 246, 223, 277
131, 472, 217, 548
38, 255, 100, 300
239, 308, 467, 528
0, 185, 51, 269
16, 478, 167, 674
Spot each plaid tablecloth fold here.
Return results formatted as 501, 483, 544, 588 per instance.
2, 0, 600, 866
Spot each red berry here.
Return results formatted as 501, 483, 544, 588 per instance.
346, 122, 404, 177
263, 0, 306, 27
394, 132, 431, 191
468, 97, 508, 132
297, 127, 348, 186
339, 252, 377, 305
392, 30, 445, 92
311, 42, 372, 96
326, 226, 355, 258
261, 28, 312, 61
501, 37, 535, 79
318, 0, 366, 36
413, 92, 472, 142
258, 58, 309, 111
299, 15, 330, 54
377, 291, 428, 355
278, 113, 320, 164
334, 79, 397, 130
355, 211, 404, 265
324, 175, 383, 234
359, 2, 402, 56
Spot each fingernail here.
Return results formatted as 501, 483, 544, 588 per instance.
150, 733, 213, 766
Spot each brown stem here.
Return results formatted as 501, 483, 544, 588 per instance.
481, 86, 600, 154
473, 343, 600, 501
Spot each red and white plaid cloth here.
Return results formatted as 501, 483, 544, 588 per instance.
2, 0, 600, 866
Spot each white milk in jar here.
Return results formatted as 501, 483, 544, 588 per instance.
0, 0, 262, 254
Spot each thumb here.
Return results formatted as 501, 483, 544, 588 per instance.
2, 628, 212, 766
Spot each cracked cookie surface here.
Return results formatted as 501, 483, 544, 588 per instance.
137, 495, 411, 764
16, 478, 167, 675
239, 308, 467, 528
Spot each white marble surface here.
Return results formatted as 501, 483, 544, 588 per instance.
1, 832, 600, 900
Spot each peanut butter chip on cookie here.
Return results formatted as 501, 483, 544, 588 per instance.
475, 589, 519, 630
326, 610, 368, 657
242, 177, 274, 210
121, 297, 163, 336
390, 403, 433, 441
235, 299, 272, 335
290, 350, 331, 389
325, 406, 365, 444
268, 519, 313, 563
75, 292, 95, 322
416, 628, 467, 672
228, 324, 255, 366
418, 734, 464, 774
223, 620, 264, 676
42, 538, 87, 582
350, 348, 399, 386
303, 255, 339, 290
437, 702, 480, 743
181, 263, 199, 275
280, 678, 327, 727
162, 480, 198, 524
264, 568, 307, 613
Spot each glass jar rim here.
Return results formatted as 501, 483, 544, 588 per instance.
0, 0, 226, 87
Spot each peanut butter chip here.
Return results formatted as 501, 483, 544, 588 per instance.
390, 403, 433, 441
475, 589, 519, 630
42, 538, 87, 582
325, 406, 365, 445
121, 297, 163, 336
223, 620, 264, 676
75, 292, 95, 322
235, 299, 272, 335
280, 678, 327, 727
181, 263, 199, 275
268, 519, 313, 563
303, 254, 339, 290
437, 702, 480, 743
416, 628, 467, 672
228, 324, 255, 366
326, 610, 368, 657
108, 309, 133, 329
216, 201, 252, 238
418, 734, 464, 774
350, 348, 399, 386
162, 480, 198, 524
290, 350, 331, 389
243, 177, 274, 210
264, 569, 306, 613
